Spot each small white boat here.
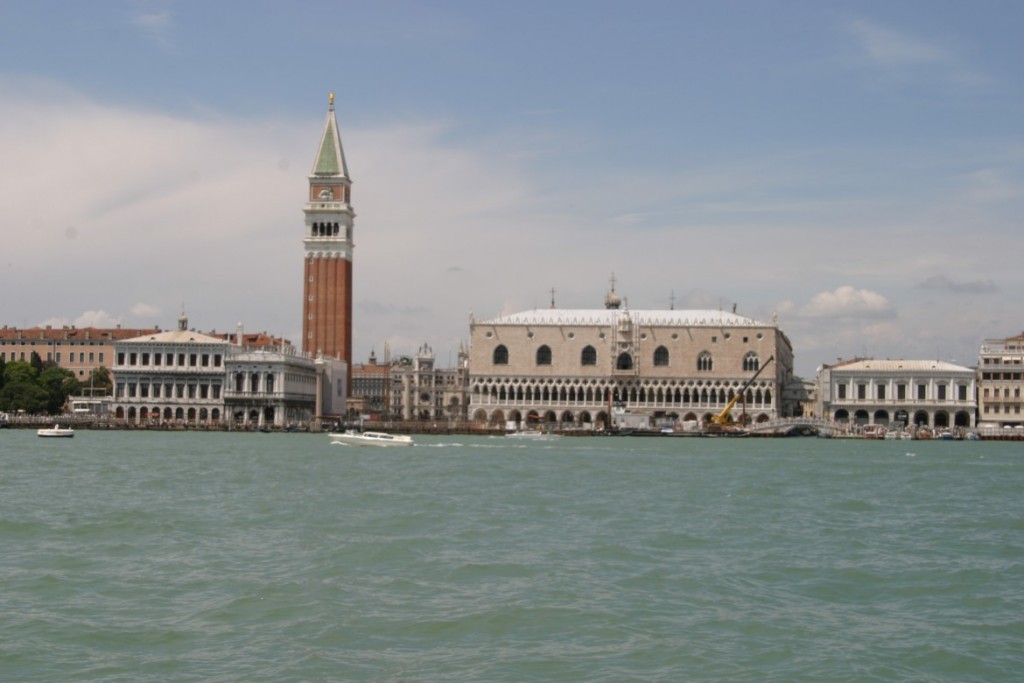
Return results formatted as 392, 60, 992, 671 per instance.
884, 430, 912, 441
505, 429, 560, 440
329, 430, 413, 447
38, 424, 74, 438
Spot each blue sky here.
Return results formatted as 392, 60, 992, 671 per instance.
2, 1, 1022, 376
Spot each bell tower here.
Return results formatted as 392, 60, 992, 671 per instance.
302, 92, 354, 374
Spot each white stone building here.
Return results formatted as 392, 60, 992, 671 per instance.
224, 347, 318, 427
112, 315, 231, 424
977, 333, 1024, 427
113, 315, 343, 427
468, 288, 796, 431
817, 358, 976, 429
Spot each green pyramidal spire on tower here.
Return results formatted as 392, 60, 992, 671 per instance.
312, 92, 349, 178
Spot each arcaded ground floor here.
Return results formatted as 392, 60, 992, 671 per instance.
469, 405, 776, 430
831, 407, 974, 428
112, 399, 314, 428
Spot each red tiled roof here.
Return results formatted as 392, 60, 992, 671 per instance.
0, 326, 161, 341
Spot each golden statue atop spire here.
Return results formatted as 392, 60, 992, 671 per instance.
328, 91, 335, 107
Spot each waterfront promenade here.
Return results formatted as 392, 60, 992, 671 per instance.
4, 413, 1023, 440
0, 413, 507, 436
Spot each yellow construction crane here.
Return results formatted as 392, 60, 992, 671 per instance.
709, 355, 775, 428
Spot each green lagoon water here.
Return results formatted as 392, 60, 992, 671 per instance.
1, 430, 1022, 682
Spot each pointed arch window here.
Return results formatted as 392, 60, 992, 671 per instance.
616, 353, 633, 370
493, 345, 509, 365
743, 352, 760, 372
697, 351, 713, 372
653, 345, 669, 367
581, 345, 597, 366
536, 345, 552, 366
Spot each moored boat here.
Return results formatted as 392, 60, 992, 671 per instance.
329, 430, 413, 447
37, 424, 75, 438
505, 429, 561, 440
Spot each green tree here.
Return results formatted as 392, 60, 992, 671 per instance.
3, 360, 37, 386
0, 360, 81, 414
0, 356, 6, 392
87, 366, 113, 395
0, 381, 49, 414
38, 366, 81, 414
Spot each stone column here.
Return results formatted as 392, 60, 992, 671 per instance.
314, 354, 325, 430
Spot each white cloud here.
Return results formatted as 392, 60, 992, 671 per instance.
39, 310, 123, 329
845, 19, 947, 67
130, 303, 162, 318
841, 18, 990, 89
130, 5, 176, 50
0, 82, 563, 356
75, 310, 123, 328
798, 286, 896, 319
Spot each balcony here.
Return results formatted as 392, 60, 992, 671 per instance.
224, 390, 288, 401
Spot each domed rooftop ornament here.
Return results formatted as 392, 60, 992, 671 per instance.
604, 272, 622, 309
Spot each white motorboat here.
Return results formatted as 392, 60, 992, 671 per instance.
38, 424, 75, 438
505, 429, 560, 440
329, 430, 413, 447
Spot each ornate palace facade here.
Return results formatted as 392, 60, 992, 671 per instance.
468, 288, 795, 430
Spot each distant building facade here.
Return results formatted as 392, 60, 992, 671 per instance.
977, 333, 1024, 427
783, 377, 817, 418
111, 315, 340, 426
224, 347, 318, 427
817, 358, 976, 428
0, 325, 159, 380
112, 314, 231, 424
389, 343, 470, 422
315, 355, 348, 421
349, 350, 392, 417
467, 287, 796, 430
